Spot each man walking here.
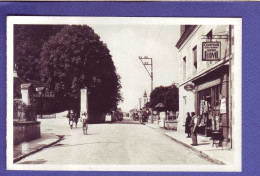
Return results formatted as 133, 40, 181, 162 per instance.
190, 112, 198, 146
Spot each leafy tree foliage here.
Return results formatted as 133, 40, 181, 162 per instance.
14, 25, 64, 80
150, 84, 179, 112
40, 25, 122, 122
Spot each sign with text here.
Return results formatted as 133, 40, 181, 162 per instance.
202, 42, 221, 61
220, 97, 226, 114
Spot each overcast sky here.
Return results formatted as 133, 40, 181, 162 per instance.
91, 25, 180, 112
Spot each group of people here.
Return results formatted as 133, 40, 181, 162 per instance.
185, 112, 199, 146
67, 110, 88, 134
132, 111, 149, 122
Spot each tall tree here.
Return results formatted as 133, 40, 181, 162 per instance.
14, 25, 64, 80
40, 25, 122, 122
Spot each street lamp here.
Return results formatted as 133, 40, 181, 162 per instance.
139, 56, 154, 123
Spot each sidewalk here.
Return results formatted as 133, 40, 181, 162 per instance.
145, 123, 234, 165
13, 133, 62, 163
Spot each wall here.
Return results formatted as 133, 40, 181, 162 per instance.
178, 85, 195, 132
13, 121, 41, 146
178, 25, 230, 84
165, 121, 178, 130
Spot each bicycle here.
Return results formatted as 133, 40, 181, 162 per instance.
82, 119, 88, 135
69, 117, 74, 129
81, 112, 88, 135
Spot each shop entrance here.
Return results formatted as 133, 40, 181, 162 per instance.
197, 85, 221, 136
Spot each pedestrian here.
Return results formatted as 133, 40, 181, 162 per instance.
74, 111, 79, 128
68, 110, 74, 129
81, 111, 88, 135
185, 112, 192, 138
190, 112, 198, 146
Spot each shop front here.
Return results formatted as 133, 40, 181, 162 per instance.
193, 65, 230, 147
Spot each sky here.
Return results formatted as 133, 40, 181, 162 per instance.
90, 25, 180, 112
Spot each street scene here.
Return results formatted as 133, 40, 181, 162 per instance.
7, 17, 241, 171
15, 112, 213, 165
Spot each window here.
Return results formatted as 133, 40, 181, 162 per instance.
193, 46, 197, 73
197, 85, 222, 133
183, 57, 186, 80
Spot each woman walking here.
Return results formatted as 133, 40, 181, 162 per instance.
185, 112, 192, 138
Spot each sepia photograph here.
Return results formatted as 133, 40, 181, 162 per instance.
6, 16, 241, 172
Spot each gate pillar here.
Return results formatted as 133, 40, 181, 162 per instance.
80, 88, 88, 117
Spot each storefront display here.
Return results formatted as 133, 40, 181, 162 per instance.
196, 84, 222, 136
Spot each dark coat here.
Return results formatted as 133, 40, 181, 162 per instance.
185, 115, 192, 133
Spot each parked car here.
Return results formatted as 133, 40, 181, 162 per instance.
105, 113, 112, 123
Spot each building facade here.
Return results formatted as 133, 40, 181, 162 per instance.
175, 25, 234, 148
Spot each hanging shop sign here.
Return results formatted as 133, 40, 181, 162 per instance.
202, 42, 221, 61
184, 82, 195, 91
220, 97, 226, 114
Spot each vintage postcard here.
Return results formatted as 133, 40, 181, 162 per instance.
6, 16, 242, 171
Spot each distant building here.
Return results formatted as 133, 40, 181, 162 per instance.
175, 25, 234, 148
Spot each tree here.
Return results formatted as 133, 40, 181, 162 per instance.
150, 86, 168, 108
14, 25, 64, 80
40, 25, 122, 122
164, 84, 179, 112
150, 84, 179, 112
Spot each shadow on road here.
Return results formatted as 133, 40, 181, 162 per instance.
85, 133, 99, 135
52, 141, 120, 148
197, 143, 211, 146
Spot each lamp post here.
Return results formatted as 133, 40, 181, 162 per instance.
139, 56, 153, 123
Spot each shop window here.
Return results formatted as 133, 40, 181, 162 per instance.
193, 46, 197, 74
183, 57, 186, 80
197, 84, 222, 136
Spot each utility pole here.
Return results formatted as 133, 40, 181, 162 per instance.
139, 56, 153, 123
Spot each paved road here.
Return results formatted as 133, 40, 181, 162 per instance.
17, 114, 214, 165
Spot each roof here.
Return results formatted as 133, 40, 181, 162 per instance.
175, 25, 198, 49
155, 103, 165, 108
154, 103, 167, 111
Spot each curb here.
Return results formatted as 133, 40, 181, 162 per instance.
13, 135, 64, 163
144, 123, 160, 129
165, 133, 225, 165
145, 124, 226, 165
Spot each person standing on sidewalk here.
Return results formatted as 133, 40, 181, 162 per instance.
190, 112, 198, 146
185, 112, 192, 138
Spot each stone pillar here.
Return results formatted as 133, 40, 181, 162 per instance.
80, 88, 88, 116
21, 83, 32, 105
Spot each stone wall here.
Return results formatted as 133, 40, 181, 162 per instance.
165, 120, 178, 131
13, 121, 41, 146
